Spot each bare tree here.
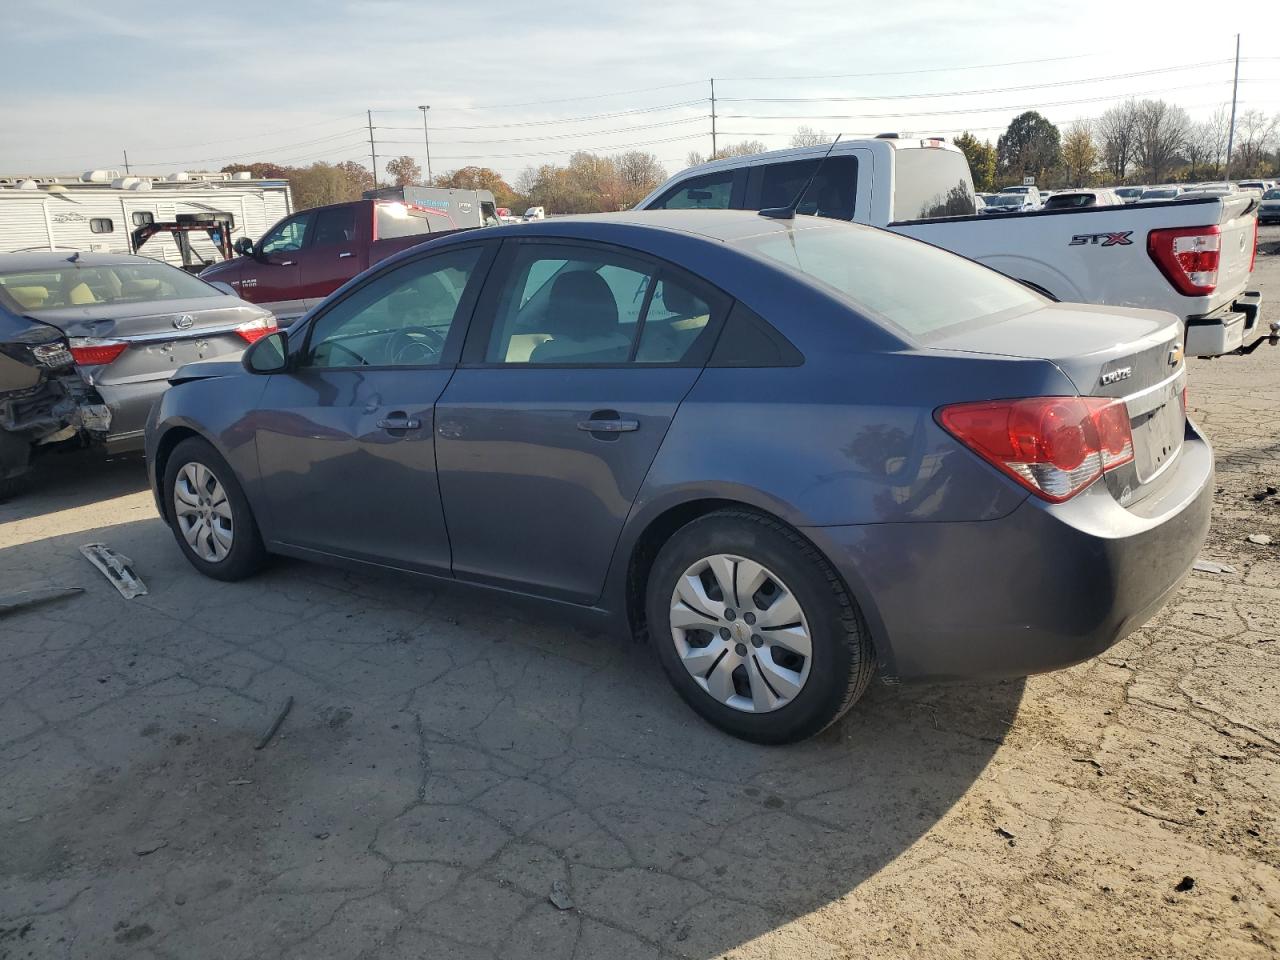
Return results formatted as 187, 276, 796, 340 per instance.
1184, 120, 1217, 180
1096, 100, 1139, 183
1133, 100, 1190, 184
1060, 121, 1098, 187
1206, 103, 1231, 171
1232, 109, 1280, 176
790, 126, 830, 148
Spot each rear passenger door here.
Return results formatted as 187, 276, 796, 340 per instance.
435, 239, 729, 603
296, 204, 362, 309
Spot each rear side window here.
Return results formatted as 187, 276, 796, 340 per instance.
651, 171, 734, 210
738, 222, 1040, 339
755, 156, 857, 220
892, 148, 976, 221
312, 206, 357, 247
483, 243, 722, 365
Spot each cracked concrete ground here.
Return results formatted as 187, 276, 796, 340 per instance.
1, 230, 1278, 959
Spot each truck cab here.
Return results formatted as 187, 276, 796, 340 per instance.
201, 198, 455, 322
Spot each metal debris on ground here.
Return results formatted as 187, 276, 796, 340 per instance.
254, 696, 294, 751
549, 880, 574, 910
133, 839, 167, 856
0, 586, 83, 615
79, 543, 147, 599
1192, 560, 1237, 575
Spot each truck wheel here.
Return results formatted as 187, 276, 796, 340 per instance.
645, 509, 876, 744
162, 437, 266, 581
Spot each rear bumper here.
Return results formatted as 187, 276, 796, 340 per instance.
95, 377, 169, 451
805, 420, 1213, 681
1186, 290, 1270, 356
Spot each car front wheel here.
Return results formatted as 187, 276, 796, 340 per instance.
646, 510, 875, 744
163, 437, 266, 581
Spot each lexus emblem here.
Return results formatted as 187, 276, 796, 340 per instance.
172, 314, 195, 330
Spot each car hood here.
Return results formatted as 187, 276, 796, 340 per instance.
198, 258, 248, 281
20, 296, 271, 340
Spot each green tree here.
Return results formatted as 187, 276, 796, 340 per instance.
1060, 122, 1098, 187
952, 132, 997, 192
385, 155, 421, 187
433, 166, 521, 208
996, 111, 1061, 186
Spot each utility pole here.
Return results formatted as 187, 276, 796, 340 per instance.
1225, 33, 1240, 179
367, 109, 379, 187
418, 105, 433, 183
710, 78, 717, 159
122, 149, 130, 175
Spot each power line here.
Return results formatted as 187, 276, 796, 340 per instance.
375, 115, 708, 147
714, 53, 1092, 82
127, 128, 368, 166
371, 80, 707, 113
718, 59, 1233, 104
370, 99, 706, 131
422, 132, 709, 162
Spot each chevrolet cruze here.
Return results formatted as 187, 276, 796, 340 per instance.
146, 211, 1211, 743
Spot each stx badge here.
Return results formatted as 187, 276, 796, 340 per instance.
1070, 232, 1134, 247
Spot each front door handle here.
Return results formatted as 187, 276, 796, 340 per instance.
577, 417, 639, 433
377, 416, 421, 431
338, 252, 354, 259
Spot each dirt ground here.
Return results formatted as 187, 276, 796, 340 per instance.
1, 231, 1277, 960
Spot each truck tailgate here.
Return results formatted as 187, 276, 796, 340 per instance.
1212, 195, 1259, 310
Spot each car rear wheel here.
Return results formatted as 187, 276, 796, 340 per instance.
646, 510, 875, 744
163, 437, 266, 581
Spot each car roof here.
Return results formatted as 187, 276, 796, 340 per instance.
0, 251, 167, 271
458, 209, 844, 245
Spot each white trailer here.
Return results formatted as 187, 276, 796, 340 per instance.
0, 170, 291, 268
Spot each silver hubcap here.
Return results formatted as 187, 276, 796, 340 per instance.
669, 554, 812, 714
173, 462, 234, 563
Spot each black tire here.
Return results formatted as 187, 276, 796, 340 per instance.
646, 510, 875, 744
162, 437, 267, 581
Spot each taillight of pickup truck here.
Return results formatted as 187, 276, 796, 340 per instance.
1147, 225, 1221, 296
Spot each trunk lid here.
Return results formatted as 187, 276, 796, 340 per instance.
931, 302, 1188, 504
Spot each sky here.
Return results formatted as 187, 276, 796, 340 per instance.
1, 0, 1277, 184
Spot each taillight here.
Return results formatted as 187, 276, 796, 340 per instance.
1147, 225, 1220, 296
937, 396, 1135, 503
68, 339, 127, 366
235, 316, 278, 344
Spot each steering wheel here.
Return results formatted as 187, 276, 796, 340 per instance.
323, 341, 369, 366
387, 325, 447, 365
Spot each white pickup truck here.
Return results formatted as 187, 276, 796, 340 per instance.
636, 137, 1269, 357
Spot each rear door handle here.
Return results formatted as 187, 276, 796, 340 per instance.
377, 416, 421, 431
338, 252, 354, 259
577, 418, 639, 433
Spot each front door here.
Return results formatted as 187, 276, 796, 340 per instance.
436, 239, 728, 603
254, 243, 492, 572
242, 211, 312, 317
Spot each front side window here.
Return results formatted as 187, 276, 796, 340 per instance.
652, 172, 734, 210
260, 214, 311, 254
305, 247, 482, 368
484, 244, 717, 365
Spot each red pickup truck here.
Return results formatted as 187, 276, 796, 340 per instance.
199, 198, 458, 322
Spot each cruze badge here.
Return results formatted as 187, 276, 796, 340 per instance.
172, 314, 195, 330
1100, 366, 1132, 386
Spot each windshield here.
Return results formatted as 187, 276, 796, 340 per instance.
1264, 189, 1280, 200
1116, 188, 1142, 197
0, 261, 217, 313
737, 223, 1040, 339
987, 194, 1024, 207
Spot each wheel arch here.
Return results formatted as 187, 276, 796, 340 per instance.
151, 423, 223, 523
617, 494, 892, 676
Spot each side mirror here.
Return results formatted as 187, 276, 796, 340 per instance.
233, 236, 256, 257
242, 330, 289, 374
208, 281, 236, 296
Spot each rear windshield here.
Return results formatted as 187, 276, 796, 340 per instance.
0, 261, 215, 313
1264, 189, 1280, 199
892, 147, 976, 221
1142, 189, 1178, 199
1044, 193, 1096, 209
986, 194, 1024, 207
737, 223, 1040, 339
1116, 188, 1142, 197
375, 203, 447, 239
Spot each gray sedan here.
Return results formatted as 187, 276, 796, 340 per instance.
0, 251, 276, 457
145, 211, 1211, 743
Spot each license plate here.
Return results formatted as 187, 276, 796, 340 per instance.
1131, 388, 1184, 481
140, 336, 239, 368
